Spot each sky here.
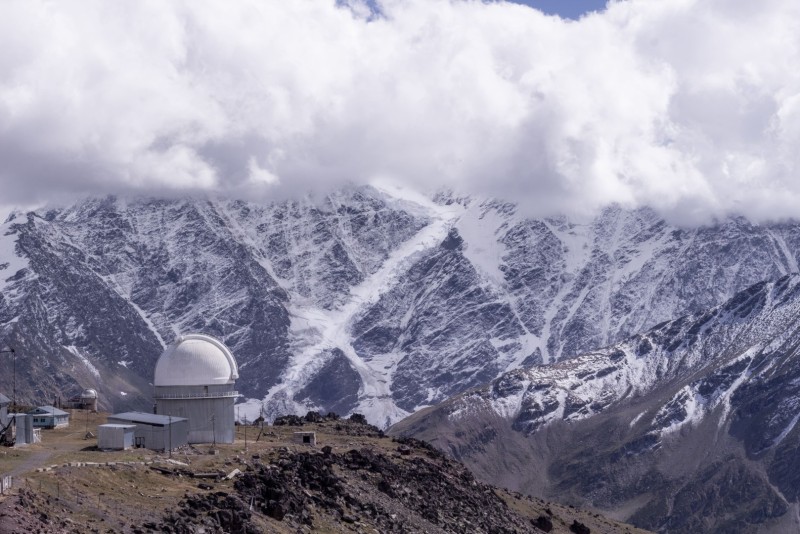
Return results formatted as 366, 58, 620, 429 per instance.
1, 0, 800, 224
510, 0, 609, 19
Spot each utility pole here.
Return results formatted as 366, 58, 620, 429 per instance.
211, 414, 216, 448
244, 414, 247, 451
168, 414, 172, 458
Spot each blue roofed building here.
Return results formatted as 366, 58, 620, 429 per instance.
29, 406, 70, 429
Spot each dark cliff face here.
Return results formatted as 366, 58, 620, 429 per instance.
0, 188, 432, 413
392, 275, 800, 533
351, 228, 527, 412
484, 206, 800, 362
2, 189, 800, 428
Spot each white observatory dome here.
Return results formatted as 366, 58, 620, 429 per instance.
80, 388, 98, 399
154, 334, 239, 387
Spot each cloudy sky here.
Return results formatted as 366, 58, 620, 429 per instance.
1, 0, 799, 223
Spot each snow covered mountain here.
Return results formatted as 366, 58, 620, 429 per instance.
1, 185, 799, 428
392, 275, 800, 532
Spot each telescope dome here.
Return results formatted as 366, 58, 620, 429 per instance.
154, 334, 238, 387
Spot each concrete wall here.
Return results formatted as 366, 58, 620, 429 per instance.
154, 384, 236, 444
293, 432, 317, 446
10, 414, 34, 445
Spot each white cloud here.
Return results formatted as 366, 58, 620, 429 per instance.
0, 0, 799, 223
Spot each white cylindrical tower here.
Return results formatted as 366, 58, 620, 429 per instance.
153, 334, 238, 444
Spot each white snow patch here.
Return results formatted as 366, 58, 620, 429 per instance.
715, 355, 754, 428
767, 229, 799, 274
629, 410, 647, 427
492, 380, 530, 419
214, 201, 290, 289
65, 345, 101, 379
128, 300, 166, 348
658, 385, 708, 436
456, 204, 509, 286
262, 188, 461, 428
772, 412, 800, 448
506, 333, 543, 370
98, 271, 167, 349
235, 398, 266, 423
0, 221, 30, 292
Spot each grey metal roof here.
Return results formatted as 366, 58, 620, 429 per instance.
0, 393, 10, 405
29, 406, 69, 416
109, 411, 187, 426
98, 424, 137, 429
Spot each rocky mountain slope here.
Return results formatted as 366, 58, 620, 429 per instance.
391, 275, 800, 533
1, 186, 799, 426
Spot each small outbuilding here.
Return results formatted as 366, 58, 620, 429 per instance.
107, 411, 188, 452
29, 406, 70, 428
293, 431, 317, 446
6, 414, 39, 446
97, 424, 136, 450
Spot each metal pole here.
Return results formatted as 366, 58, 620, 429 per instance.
169, 414, 172, 458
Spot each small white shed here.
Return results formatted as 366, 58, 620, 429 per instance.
293, 431, 317, 446
107, 412, 189, 451
98, 424, 136, 450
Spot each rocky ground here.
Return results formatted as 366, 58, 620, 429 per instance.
0, 414, 650, 534
0, 488, 68, 534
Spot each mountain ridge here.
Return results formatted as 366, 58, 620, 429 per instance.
1, 187, 800, 431
391, 274, 800, 532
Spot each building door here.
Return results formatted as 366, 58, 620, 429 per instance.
135, 437, 145, 448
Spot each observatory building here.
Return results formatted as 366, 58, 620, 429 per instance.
80, 388, 99, 411
153, 334, 238, 444
63, 388, 99, 411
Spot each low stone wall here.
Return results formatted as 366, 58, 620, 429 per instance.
34, 458, 188, 472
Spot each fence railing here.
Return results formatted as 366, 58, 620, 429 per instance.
153, 390, 238, 400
